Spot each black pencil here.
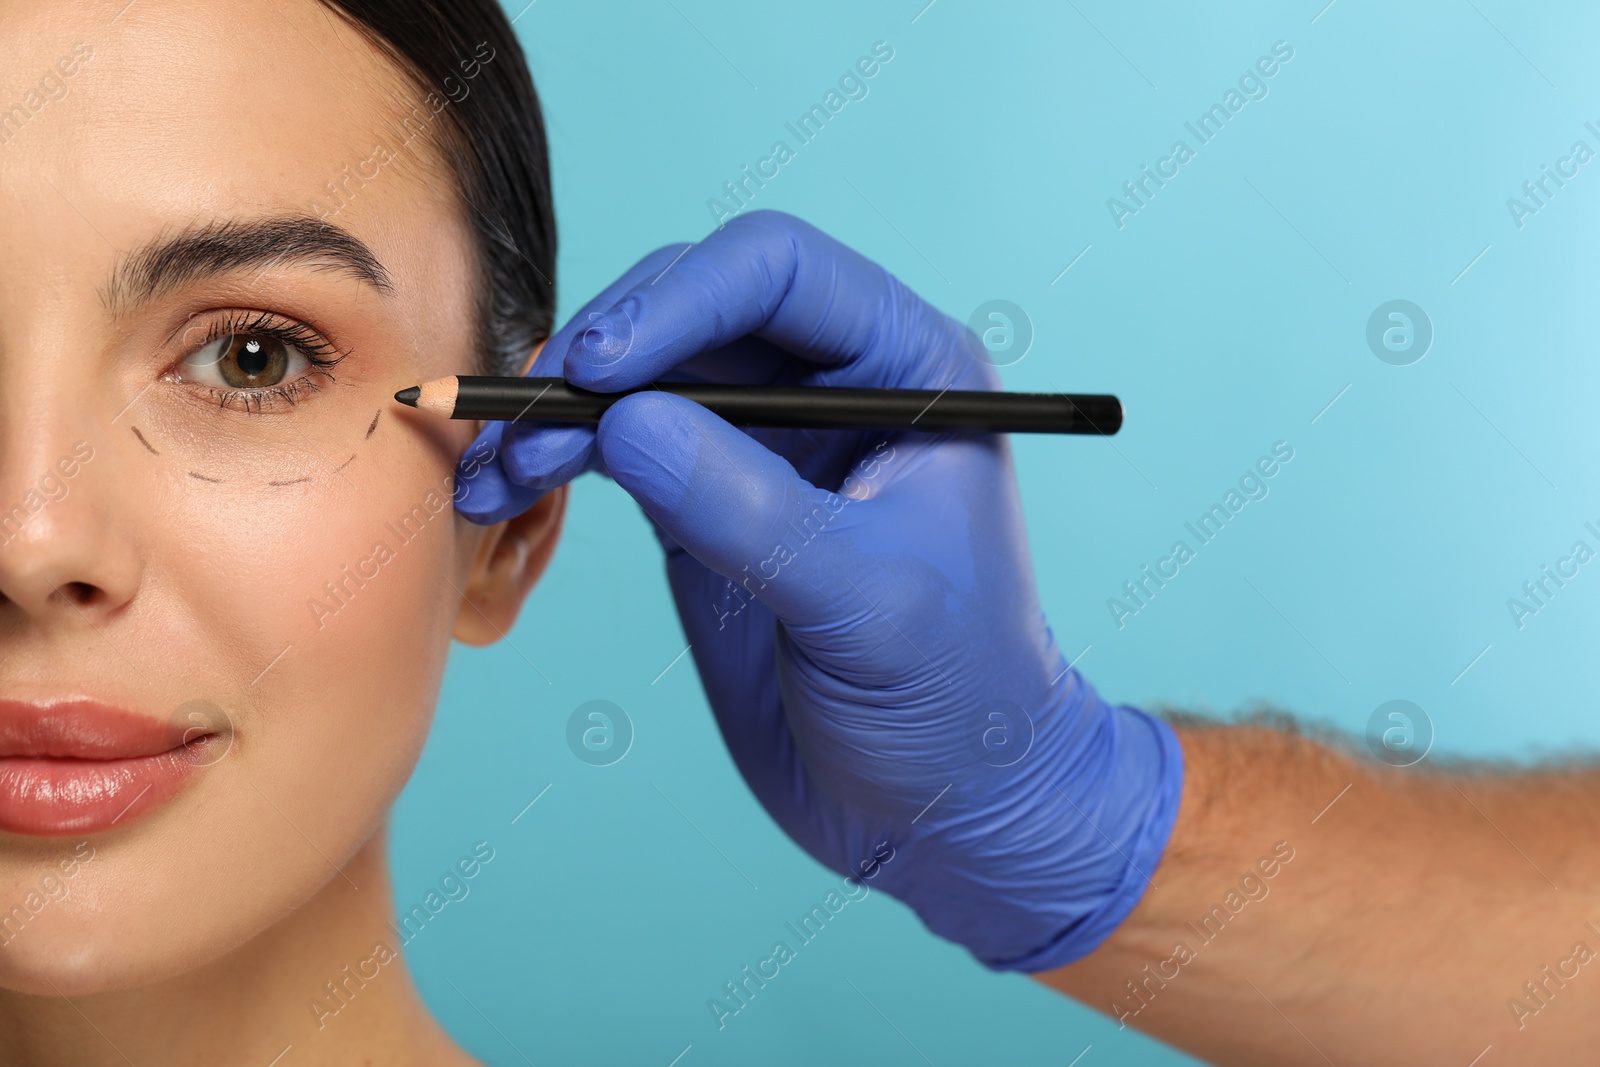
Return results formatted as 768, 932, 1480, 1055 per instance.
395, 376, 1122, 436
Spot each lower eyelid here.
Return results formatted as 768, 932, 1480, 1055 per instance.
175, 369, 337, 415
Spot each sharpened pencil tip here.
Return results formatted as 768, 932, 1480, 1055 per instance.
394, 386, 420, 407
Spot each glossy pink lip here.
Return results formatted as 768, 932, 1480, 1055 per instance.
0, 700, 219, 836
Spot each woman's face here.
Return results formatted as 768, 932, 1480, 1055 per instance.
0, 0, 536, 993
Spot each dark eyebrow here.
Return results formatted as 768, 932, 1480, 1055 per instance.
105, 215, 394, 313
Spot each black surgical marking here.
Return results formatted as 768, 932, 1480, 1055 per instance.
130, 427, 159, 455
334, 454, 356, 473
366, 410, 381, 438
188, 471, 224, 483
267, 477, 312, 487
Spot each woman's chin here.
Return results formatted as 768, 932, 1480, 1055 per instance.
0, 919, 197, 997
0, 838, 346, 998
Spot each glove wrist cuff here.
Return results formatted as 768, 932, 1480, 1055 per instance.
988, 702, 1184, 972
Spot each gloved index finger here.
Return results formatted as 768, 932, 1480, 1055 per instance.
454, 242, 696, 524
508, 240, 702, 387
564, 211, 979, 394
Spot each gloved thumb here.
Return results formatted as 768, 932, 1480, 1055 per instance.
594, 391, 862, 630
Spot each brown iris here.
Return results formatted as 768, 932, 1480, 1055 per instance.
215, 334, 290, 388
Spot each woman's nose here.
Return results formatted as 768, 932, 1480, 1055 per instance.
0, 435, 141, 627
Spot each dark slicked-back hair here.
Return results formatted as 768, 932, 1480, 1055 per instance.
320, 0, 555, 374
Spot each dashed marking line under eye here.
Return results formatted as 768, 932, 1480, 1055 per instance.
188, 471, 224, 484
366, 410, 381, 438
131, 427, 159, 455
333, 454, 356, 473
267, 477, 312, 487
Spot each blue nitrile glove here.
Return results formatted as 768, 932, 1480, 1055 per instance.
457, 211, 1184, 971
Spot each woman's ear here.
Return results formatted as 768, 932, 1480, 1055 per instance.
454, 336, 563, 647
453, 484, 568, 646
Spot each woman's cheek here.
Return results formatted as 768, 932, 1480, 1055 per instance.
0, 444, 473, 994
159, 447, 463, 740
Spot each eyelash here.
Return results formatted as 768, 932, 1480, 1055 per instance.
175, 310, 350, 414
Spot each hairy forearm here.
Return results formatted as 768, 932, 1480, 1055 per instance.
1035, 721, 1600, 1065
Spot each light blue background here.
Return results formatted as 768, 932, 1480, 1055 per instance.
391, 2, 1600, 1063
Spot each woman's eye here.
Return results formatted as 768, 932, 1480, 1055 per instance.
182, 333, 310, 390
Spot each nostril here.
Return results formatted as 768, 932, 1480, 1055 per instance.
62, 582, 98, 605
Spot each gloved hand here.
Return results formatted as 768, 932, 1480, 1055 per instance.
457, 211, 1183, 971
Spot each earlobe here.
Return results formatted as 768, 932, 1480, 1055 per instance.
455, 340, 557, 646
453, 483, 567, 646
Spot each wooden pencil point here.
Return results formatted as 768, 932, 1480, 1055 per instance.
411, 377, 461, 417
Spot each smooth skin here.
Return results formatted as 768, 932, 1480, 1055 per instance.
0, 1, 558, 1064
